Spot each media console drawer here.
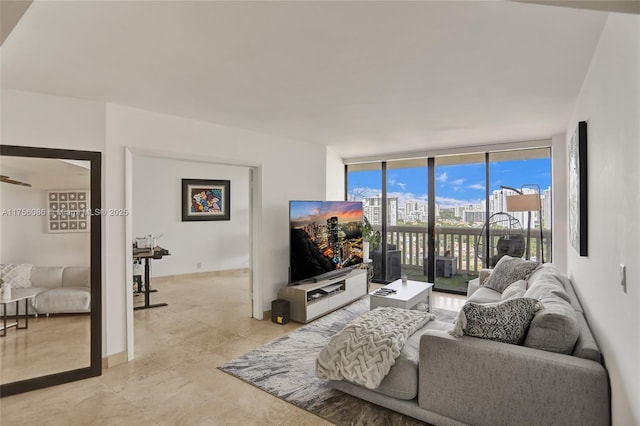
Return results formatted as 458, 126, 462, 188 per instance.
307, 299, 330, 321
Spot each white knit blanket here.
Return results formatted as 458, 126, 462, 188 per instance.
315, 307, 435, 389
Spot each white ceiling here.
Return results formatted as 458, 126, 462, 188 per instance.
1, 1, 608, 158
0, 156, 90, 189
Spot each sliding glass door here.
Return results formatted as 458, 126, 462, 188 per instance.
385, 159, 429, 283
488, 149, 552, 264
346, 163, 386, 281
345, 146, 552, 294
433, 154, 485, 293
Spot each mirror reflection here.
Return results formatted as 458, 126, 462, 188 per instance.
0, 156, 91, 384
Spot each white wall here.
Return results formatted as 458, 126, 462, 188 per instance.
107, 103, 327, 355
2, 89, 327, 359
132, 155, 250, 276
326, 147, 345, 201
550, 133, 567, 272
566, 13, 640, 425
1, 89, 106, 152
0, 184, 90, 267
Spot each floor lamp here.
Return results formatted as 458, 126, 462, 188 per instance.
502, 185, 542, 261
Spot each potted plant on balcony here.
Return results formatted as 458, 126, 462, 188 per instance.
363, 216, 381, 261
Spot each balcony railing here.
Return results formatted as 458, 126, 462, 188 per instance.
380, 225, 552, 275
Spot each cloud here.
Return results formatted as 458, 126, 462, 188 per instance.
452, 179, 464, 185
436, 172, 448, 183
469, 183, 485, 190
347, 186, 381, 200
387, 179, 407, 191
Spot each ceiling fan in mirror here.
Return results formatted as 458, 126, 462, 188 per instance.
0, 175, 31, 187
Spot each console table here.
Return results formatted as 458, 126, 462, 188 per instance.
1, 294, 32, 337
278, 269, 367, 323
133, 246, 170, 310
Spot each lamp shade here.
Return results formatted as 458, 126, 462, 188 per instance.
505, 194, 540, 212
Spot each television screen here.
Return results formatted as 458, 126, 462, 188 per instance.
289, 201, 364, 284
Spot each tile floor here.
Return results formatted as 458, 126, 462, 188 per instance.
1, 271, 464, 425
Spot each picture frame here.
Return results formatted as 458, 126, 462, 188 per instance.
181, 179, 230, 221
47, 190, 90, 233
568, 121, 588, 256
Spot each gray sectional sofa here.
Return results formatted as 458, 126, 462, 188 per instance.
330, 262, 610, 426
2, 265, 91, 315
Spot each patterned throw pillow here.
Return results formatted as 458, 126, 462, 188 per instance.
484, 255, 540, 293
450, 298, 541, 345
0, 264, 34, 288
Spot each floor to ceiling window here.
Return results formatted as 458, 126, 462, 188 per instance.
488, 149, 552, 265
345, 163, 387, 281
345, 145, 552, 295
433, 154, 486, 293
386, 159, 429, 283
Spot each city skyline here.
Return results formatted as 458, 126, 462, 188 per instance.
348, 158, 551, 208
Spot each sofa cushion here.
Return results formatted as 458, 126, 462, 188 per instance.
466, 286, 501, 304
372, 320, 453, 400
500, 280, 527, 300
30, 266, 65, 288
62, 267, 90, 288
483, 255, 540, 293
523, 280, 579, 354
524, 273, 571, 303
571, 311, 602, 362
451, 298, 540, 345
33, 287, 91, 313
528, 263, 584, 312
0, 264, 33, 288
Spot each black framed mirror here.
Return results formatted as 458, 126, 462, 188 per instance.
0, 145, 101, 397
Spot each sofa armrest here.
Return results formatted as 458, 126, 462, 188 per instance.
478, 268, 492, 284
467, 268, 493, 297
418, 330, 609, 426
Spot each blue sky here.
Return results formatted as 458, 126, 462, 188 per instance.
348, 159, 551, 207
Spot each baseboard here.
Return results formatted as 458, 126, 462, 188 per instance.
102, 350, 128, 369
153, 268, 250, 281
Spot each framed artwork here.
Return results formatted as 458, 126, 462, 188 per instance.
47, 190, 90, 233
568, 121, 588, 256
182, 179, 230, 221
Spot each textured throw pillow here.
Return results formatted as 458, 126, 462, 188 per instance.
450, 298, 541, 345
500, 279, 527, 301
483, 255, 540, 293
0, 264, 34, 288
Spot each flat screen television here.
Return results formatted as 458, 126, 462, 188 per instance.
289, 200, 364, 284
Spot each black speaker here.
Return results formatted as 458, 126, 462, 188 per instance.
372, 249, 402, 282
271, 299, 290, 325
387, 250, 402, 281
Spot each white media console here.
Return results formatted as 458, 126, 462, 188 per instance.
278, 268, 367, 323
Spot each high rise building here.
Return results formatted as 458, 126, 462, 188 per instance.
327, 216, 340, 263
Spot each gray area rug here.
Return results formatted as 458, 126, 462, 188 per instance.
218, 297, 458, 426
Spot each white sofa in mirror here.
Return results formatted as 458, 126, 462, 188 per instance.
0, 264, 90, 316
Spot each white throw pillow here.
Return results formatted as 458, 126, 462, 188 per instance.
0, 264, 34, 288
501, 279, 527, 301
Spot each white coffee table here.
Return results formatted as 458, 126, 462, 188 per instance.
370, 279, 434, 312
1, 293, 32, 337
